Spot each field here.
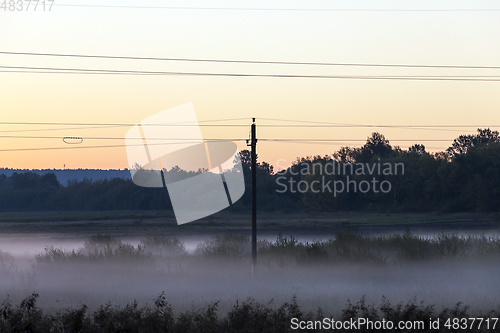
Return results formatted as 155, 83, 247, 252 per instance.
1, 212, 500, 332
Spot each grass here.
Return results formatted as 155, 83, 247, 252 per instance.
0, 210, 174, 223
0, 210, 497, 227
0, 292, 497, 332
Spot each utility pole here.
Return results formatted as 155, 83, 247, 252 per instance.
247, 118, 257, 275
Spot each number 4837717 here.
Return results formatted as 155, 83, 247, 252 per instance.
1, 0, 55, 11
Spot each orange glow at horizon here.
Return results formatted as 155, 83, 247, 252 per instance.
2, 0, 500, 170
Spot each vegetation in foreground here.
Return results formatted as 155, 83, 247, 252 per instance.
1, 292, 498, 333
2, 232, 500, 332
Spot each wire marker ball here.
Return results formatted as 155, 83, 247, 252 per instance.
63, 137, 84, 144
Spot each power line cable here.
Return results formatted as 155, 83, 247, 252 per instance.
259, 139, 454, 142
0, 125, 127, 133
255, 118, 467, 132
3, 66, 500, 81
50, 4, 500, 12
0, 139, 248, 152
0, 134, 464, 141
2, 51, 500, 70
6, 70, 498, 80
0, 119, 248, 127
258, 117, 500, 128
0, 135, 248, 140
0, 120, 497, 129
0, 139, 455, 152
0, 122, 247, 133
0, 70, 167, 75
256, 125, 478, 133
266, 140, 450, 149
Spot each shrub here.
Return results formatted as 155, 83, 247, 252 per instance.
140, 236, 186, 256
35, 235, 152, 263
195, 234, 250, 258
1, 293, 497, 332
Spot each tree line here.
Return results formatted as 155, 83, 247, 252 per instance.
0, 128, 499, 212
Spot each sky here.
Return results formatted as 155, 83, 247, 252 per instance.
1, 0, 500, 171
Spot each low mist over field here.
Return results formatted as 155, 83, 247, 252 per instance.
1, 231, 500, 316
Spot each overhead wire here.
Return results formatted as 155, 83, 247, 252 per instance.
0, 118, 496, 128
2, 51, 500, 70
258, 117, 500, 129
45, 5, 500, 12
0, 70, 166, 75
0, 139, 455, 152
2, 66, 500, 81
0, 135, 248, 140
0, 120, 496, 152
0, 134, 460, 141
0, 125, 129, 133
258, 140, 450, 148
2, 45, 498, 156
0, 139, 248, 152
259, 139, 454, 142
0, 120, 496, 133
258, 117, 494, 127
0, 119, 249, 127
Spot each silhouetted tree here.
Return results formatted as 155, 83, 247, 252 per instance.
446, 128, 500, 158
408, 144, 427, 155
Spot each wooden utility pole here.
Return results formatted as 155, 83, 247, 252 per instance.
248, 118, 257, 275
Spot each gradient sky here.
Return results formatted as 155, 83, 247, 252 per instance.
1, 0, 500, 171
